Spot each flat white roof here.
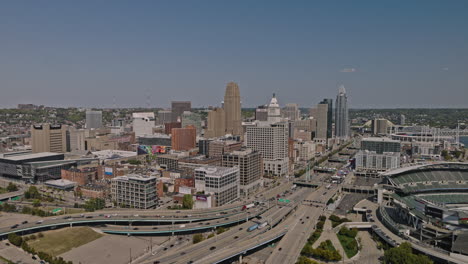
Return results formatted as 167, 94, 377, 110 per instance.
45, 179, 76, 187
132, 112, 155, 118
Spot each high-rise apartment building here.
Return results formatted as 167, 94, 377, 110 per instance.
205, 108, 226, 138
223, 82, 242, 136
335, 85, 349, 139
111, 174, 157, 209
361, 137, 401, 154
246, 122, 289, 176
171, 126, 196, 151
320, 98, 333, 139
157, 110, 172, 125
282, 103, 300, 121
171, 101, 191, 122
267, 93, 282, 124
132, 112, 155, 138
85, 110, 103, 129
222, 149, 262, 196
31, 124, 68, 153
194, 166, 239, 206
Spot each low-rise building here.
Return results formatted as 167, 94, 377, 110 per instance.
194, 166, 239, 207
111, 174, 157, 209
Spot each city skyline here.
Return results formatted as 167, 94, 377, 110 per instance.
1, 1, 468, 109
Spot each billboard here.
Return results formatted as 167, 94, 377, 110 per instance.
137, 145, 167, 156
179, 186, 192, 195
104, 167, 113, 176
196, 195, 207, 201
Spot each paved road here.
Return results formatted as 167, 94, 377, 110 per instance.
141, 188, 309, 264
265, 185, 340, 264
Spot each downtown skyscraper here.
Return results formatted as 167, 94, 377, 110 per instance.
335, 85, 349, 139
223, 82, 242, 136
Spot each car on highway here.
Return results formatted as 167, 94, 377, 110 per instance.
10, 224, 19, 229
210, 246, 216, 250
234, 236, 239, 239
86, 216, 93, 218
36, 220, 43, 224
21, 221, 28, 224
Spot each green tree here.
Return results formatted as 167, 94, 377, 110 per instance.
182, 194, 193, 209
7, 233, 22, 247
296, 256, 319, 264
24, 186, 41, 200
192, 234, 204, 244
32, 199, 42, 207
6, 182, 18, 192
384, 242, 433, 264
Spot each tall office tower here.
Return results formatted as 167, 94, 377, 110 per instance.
310, 104, 329, 142
31, 124, 68, 153
181, 111, 202, 135
171, 125, 196, 151
132, 112, 155, 138
255, 105, 268, 121
157, 110, 172, 125
334, 85, 349, 139
111, 174, 157, 209
267, 93, 282, 124
222, 149, 263, 196
372, 119, 389, 135
321, 98, 333, 139
194, 166, 240, 206
246, 122, 289, 176
223, 82, 242, 136
164, 122, 181, 135
85, 110, 103, 129
171, 101, 191, 122
205, 108, 226, 138
282, 103, 300, 121
68, 127, 86, 151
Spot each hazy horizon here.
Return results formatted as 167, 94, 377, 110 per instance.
1, 1, 468, 109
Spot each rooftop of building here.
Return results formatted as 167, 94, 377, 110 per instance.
195, 165, 239, 175
361, 137, 400, 143
113, 174, 157, 182
132, 112, 155, 118
179, 155, 220, 163
91, 150, 137, 160
0, 151, 63, 161
45, 179, 76, 187
139, 133, 171, 139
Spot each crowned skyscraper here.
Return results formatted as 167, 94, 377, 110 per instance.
223, 82, 242, 136
335, 85, 349, 139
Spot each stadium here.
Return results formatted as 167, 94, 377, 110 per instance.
380, 162, 468, 257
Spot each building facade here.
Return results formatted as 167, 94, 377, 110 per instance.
111, 175, 157, 209
205, 108, 226, 138
181, 111, 203, 135
85, 110, 103, 129
355, 150, 400, 171
132, 112, 155, 138
223, 82, 242, 136
282, 103, 300, 121
31, 124, 67, 153
267, 93, 282, 124
361, 137, 401, 154
171, 101, 191, 122
194, 166, 239, 207
222, 149, 263, 196
157, 110, 172, 125
171, 126, 196, 151
246, 122, 289, 176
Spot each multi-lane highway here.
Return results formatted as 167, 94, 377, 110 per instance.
141, 188, 309, 264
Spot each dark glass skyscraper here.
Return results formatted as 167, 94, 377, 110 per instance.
319, 98, 333, 140
335, 85, 349, 139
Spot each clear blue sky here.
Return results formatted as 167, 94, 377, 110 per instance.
1, 1, 467, 108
